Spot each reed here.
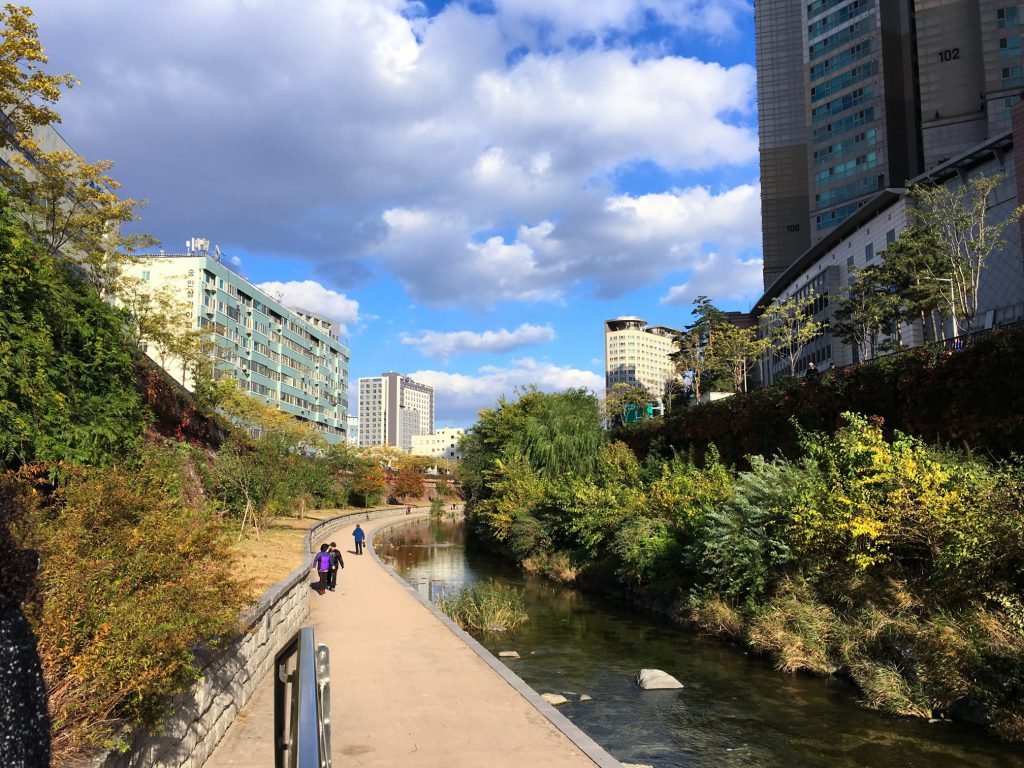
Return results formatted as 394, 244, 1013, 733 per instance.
436, 581, 528, 631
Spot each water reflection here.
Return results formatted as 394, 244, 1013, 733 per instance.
379, 518, 1024, 768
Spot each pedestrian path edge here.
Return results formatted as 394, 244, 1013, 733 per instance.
367, 519, 623, 768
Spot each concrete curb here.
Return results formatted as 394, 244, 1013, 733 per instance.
370, 517, 623, 768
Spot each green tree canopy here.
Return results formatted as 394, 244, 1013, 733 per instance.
459, 387, 604, 505
0, 192, 147, 468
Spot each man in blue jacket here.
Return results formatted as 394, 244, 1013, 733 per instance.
353, 524, 365, 555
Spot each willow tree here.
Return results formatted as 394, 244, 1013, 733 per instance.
459, 386, 604, 504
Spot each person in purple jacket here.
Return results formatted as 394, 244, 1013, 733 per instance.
313, 544, 331, 594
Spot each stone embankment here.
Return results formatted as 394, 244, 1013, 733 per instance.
84, 507, 413, 768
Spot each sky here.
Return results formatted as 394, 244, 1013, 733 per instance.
33, 0, 762, 427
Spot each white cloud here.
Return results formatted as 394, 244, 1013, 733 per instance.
379, 182, 761, 305
410, 358, 604, 425
255, 280, 360, 334
39, 2, 760, 306
660, 252, 764, 307
401, 323, 556, 360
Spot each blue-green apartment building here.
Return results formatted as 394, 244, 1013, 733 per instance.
125, 246, 350, 444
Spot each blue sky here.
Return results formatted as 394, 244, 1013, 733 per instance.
35, 0, 762, 427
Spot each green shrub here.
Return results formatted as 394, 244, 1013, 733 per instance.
436, 581, 528, 631
0, 197, 147, 469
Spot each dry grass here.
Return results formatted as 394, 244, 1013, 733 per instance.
520, 551, 579, 583
231, 507, 392, 599
848, 660, 931, 718
690, 596, 744, 639
747, 585, 836, 675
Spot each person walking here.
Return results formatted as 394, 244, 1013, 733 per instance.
353, 524, 365, 555
328, 542, 344, 591
313, 544, 331, 594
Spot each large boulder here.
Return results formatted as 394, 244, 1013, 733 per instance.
635, 669, 684, 690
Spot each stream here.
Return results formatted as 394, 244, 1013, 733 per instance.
378, 516, 1024, 767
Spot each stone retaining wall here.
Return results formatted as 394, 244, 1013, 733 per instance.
87, 507, 417, 768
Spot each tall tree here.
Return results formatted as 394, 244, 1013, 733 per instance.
7, 147, 156, 298
875, 225, 950, 342
671, 296, 732, 402
0, 5, 76, 144
712, 321, 770, 393
910, 174, 1024, 337
0, 5, 155, 297
207, 380, 325, 537
392, 465, 425, 501
833, 265, 900, 361
761, 290, 826, 377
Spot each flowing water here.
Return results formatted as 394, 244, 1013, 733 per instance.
378, 516, 1024, 768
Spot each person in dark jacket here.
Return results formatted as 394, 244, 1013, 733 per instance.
353, 524, 365, 555
328, 543, 344, 591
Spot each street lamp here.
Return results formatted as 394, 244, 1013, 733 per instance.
924, 276, 956, 339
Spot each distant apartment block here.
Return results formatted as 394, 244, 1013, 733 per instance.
122, 241, 350, 444
358, 373, 435, 452
346, 414, 360, 446
604, 317, 679, 394
410, 427, 465, 461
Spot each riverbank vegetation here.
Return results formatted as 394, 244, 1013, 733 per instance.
437, 581, 529, 632
460, 387, 1024, 739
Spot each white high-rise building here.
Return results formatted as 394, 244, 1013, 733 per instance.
604, 317, 679, 395
358, 372, 434, 452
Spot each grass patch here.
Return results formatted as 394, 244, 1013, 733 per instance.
436, 581, 529, 631
747, 583, 837, 675
689, 595, 744, 639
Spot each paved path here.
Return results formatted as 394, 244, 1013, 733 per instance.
205, 512, 619, 768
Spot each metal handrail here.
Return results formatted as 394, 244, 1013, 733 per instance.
274, 627, 332, 768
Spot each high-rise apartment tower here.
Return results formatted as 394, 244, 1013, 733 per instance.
357, 373, 435, 452
756, 1, 1024, 290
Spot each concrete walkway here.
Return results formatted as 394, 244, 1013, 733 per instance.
205, 512, 620, 768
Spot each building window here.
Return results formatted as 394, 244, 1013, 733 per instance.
1000, 35, 1022, 58
886, 229, 896, 244
1003, 65, 1024, 88
998, 7, 1020, 28
865, 243, 874, 261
